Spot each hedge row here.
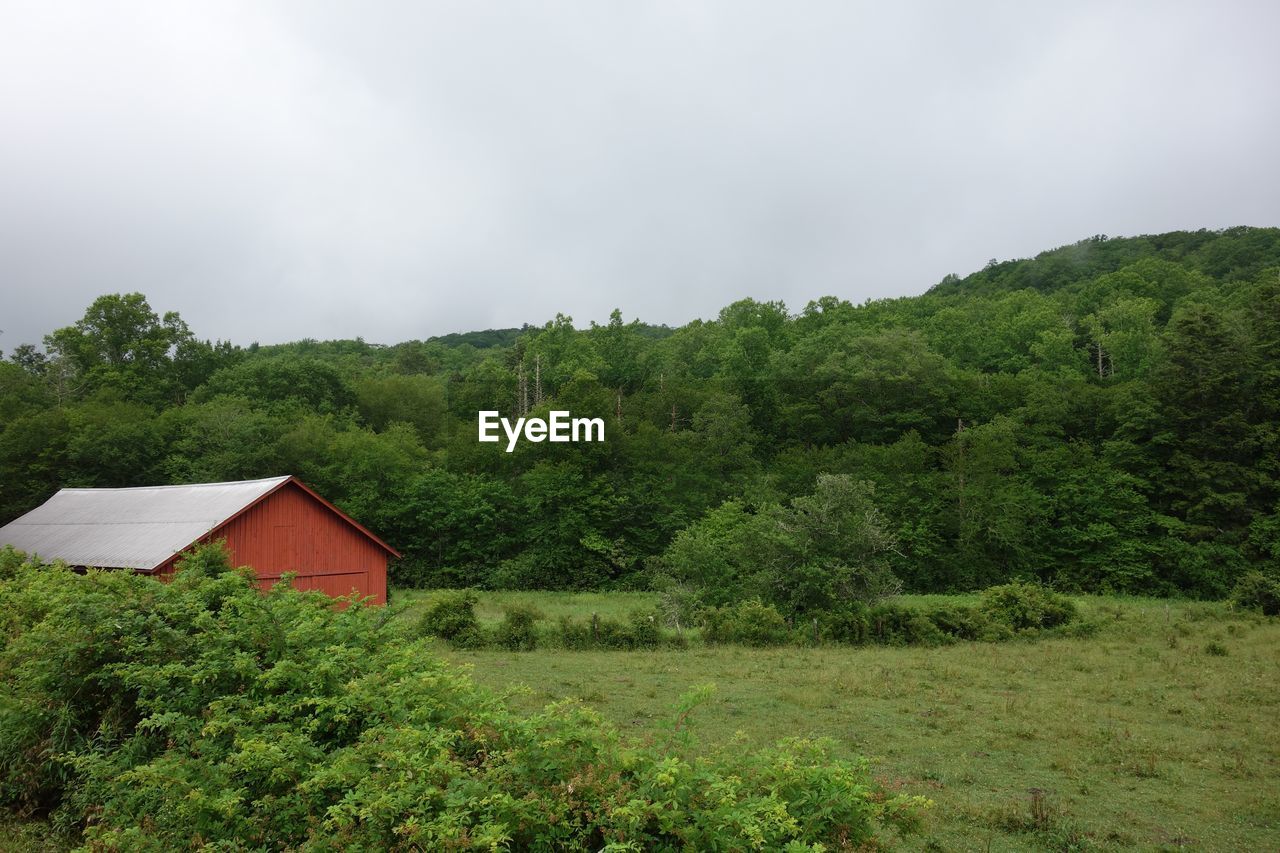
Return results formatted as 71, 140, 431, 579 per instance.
418, 581, 1088, 651
416, 591, 686, 651
704, 581, 1084, 647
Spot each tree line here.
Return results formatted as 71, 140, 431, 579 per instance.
1, 226, 1278, 598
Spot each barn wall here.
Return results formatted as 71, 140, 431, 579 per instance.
157, 483, 387, 605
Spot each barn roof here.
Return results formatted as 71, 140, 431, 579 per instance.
0, 476, 398, 572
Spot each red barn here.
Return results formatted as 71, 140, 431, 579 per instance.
0, 476, 397, 604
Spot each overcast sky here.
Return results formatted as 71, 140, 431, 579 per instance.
2, 1, 1278, 348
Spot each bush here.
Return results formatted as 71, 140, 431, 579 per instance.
1231, 571, 1280, 616
818, 601, 871, 644
554, 609, 669, 650
626, 608, 663, 649
494, 603, 542, 650
981, 581, 1078, 630
702, 599, 792, 646
867, 604, 951, 647
741, 592, 1084, 648
0, 545, 32, 581
416, 589, 484, 646
925, 604, 993, 641
655, 579, 701, 633
0, 545, 924, 848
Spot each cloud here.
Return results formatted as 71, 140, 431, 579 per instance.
2, 0, 1278, 348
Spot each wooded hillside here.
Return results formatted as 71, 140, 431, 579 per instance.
3, 226, 1278, 597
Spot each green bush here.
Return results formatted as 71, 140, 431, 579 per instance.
789, 594, 1080, 647
702, 599, 792, 646
925, 604, 993, 641
981, 581, 1078, 630
0, 545, 923, 849
416, 588, 484, 646
0, 545, 30, 581
867, 604, 952, 647
1231, 571, 1280, 616
494, 603, 542, 650
626, 608, 663, 649
818, 601, 871, 644
554, 609, 671, 651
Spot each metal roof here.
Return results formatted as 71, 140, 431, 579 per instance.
0, 476, 291, 571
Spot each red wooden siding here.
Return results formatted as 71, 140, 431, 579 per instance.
156, 481, 388, 605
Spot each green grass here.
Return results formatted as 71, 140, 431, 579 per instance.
6, 592, 1275, 850
408, 592, 1280, 851
394, 587, 661, 625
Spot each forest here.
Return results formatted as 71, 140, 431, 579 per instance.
2, 226, 1279, 605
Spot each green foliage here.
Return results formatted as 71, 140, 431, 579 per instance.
1230, 571, 1280, 616
658, 499, 768, 607
866, 604, 952, 647
41, 292, 233, 405
820, 592, 1081, 646
659, 476, 902, 621
0, 547, 921, 848
702, 599, 793, 647
6, 228, 1280, 600
0, 545, 31, 581
980, 581, 1079, 630
494, 603, 543, 650
554, 609, 671, 650
416, 589, 485, 646
193, 354, 356, 413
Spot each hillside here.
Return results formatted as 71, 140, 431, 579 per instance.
928, 226, 1280, 298
1, 227, 1278, 600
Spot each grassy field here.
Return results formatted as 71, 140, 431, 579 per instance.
397, 590, 1280, 851
4, 592, 1274, 851
394, 586, 663, 625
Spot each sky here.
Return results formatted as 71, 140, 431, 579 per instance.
2, 1, 1279, 348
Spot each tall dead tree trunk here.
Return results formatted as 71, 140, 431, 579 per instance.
517, 360, 529, 417
534, 354, 543, 406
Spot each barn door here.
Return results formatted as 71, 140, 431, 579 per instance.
270, 524, 298, 569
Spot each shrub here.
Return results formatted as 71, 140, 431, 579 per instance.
867, 604, 951, 647
1048, 618, 1102, 639
0, 545, 925, 848
554, 609, 669, 650
655, 579, 701, 634
494, 603, 542, 650
0, 545, 32, 581
981, 581, 1078, 631
1230, 571, 1280, 616
818, 601, 871, 644
821, 600, 1035, 646
926, 604, 993, 641
977, 619, 1017, 642
416, 589, 484, 646
702, 599, 792, 646
626, 608, 663, 649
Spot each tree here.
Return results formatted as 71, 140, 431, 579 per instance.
43, 293, 210, 404
1155, 303, 1253, 538
193, 355, 355, 413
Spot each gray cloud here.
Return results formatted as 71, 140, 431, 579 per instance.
2, 0, 1278, 348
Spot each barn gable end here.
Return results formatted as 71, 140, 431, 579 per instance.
158, 480, 390, 604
